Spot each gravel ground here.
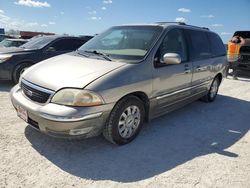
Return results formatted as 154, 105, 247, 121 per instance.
0, 78, 250, 188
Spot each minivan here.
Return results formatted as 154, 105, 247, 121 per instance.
11, 22, 227, 145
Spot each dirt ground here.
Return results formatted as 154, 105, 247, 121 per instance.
0, 78, 250, 188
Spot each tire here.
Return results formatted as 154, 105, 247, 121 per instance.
201, 77, 220, 102
13, 63, 31, 84
103, 96, 145, 145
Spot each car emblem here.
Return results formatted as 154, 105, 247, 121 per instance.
26, 90, 33, 97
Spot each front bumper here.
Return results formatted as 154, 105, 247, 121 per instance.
10, 85, 114, 138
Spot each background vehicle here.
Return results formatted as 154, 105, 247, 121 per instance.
0, 38, 28, 48
0, 35, 93, 83
0, 34, 15, 42
10, 22, 226, 145
79, 35, 94, 41
233, 31, 250, 74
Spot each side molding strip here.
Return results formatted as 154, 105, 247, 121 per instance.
156, 81, 211, 100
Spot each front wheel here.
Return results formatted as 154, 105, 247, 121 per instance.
201, 77, 220, 102
103, 96, 145, 145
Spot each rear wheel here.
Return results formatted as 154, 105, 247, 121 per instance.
13, 63, 31, 84
201, 77, 220, 102
103, 96, 145, 145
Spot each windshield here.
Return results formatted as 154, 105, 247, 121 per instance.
20, 36, 55, 49
78, 26, 163, 63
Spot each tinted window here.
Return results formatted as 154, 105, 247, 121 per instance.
188, 30, 211, 60
208, 33, 226, 57
69, 39, 85, 49
155, 29, 187, 65
20, 36, 55, 50
50, 38, 84, 51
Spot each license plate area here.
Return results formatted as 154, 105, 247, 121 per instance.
17, 106, 28, 122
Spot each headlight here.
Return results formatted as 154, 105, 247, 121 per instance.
0, 54, 13, 63
51, 89, 104, 107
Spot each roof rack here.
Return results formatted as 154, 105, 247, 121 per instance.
186, 25, 210, 30
184, 24, 210, 30
155, 22, 186, 25
155, 22, 210, 30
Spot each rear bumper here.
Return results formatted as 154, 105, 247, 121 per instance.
10, 85, 114, 138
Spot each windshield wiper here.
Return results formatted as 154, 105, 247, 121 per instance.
75, 50, 89, 57
84, 50, 112, 61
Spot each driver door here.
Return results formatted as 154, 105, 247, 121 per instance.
152, 29, 193, 114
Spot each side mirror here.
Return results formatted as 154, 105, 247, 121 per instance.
163, 53, 181, 65
46, 47, 56, 52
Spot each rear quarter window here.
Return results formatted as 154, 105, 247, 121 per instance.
187, 30, 212, 60
208, 33, 226, 57
50, 38, 84, 51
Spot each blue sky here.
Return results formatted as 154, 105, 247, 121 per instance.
0, 0, 250, 43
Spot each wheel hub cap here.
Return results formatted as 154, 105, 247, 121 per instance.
125, 115, 135, 127
118, 105, 141, 139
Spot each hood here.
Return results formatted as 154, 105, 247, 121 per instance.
22, 53, 126, 91
0, 47, 35, 54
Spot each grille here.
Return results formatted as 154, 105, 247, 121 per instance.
21, 80, 53, 103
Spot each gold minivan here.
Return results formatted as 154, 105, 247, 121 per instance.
11, 22, 227, 145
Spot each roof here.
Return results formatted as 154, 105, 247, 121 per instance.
30, 35, 83, 40
155, 22, 210, 31
118, 22, 210, 31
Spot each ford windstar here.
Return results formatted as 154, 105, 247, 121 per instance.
11, 22, 227, 145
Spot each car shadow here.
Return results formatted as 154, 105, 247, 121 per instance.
25, 95, 250, 183
0, 81, 15, 92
